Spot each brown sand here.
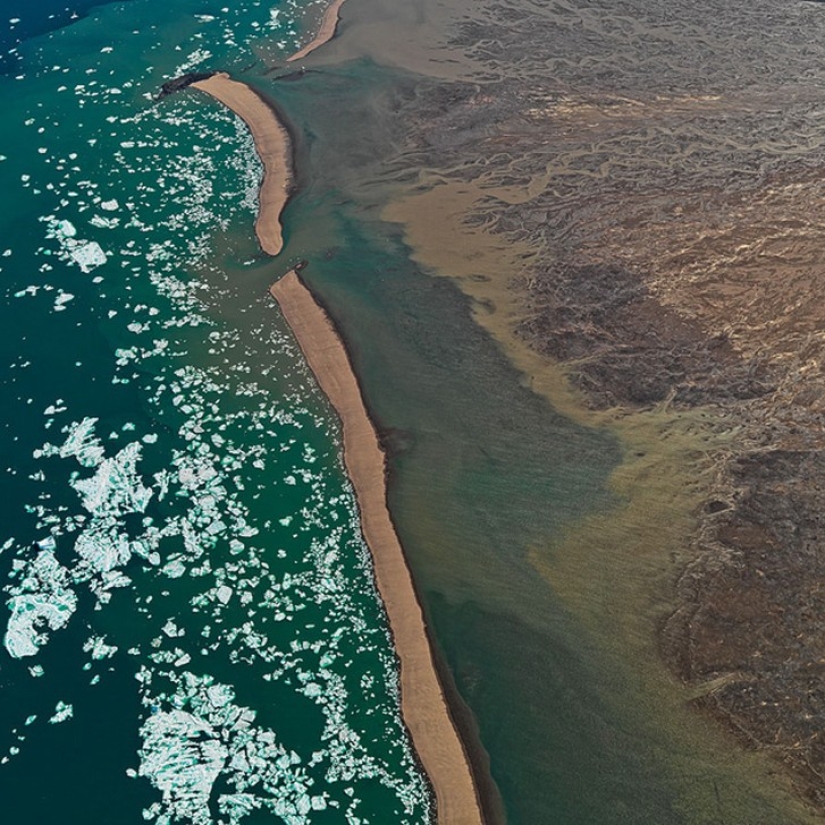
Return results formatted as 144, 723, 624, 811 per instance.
287, 0, 347, 62
191, 73, 291, 256
270, 270, 484, 825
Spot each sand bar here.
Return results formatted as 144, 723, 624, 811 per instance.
270, 270, 484, 825
287, 0, 347, 62
192, 73, 291, 256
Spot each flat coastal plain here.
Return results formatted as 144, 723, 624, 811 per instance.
275, 0, 825, 820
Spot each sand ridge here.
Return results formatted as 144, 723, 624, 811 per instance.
270, 270, 484, 825
192, 51, 484, 825
287, 0, 347, 62
191, 72, 291, 256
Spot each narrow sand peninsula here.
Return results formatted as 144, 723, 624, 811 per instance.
192, 73, 291, 256
270, 270, 484, 825
287, 0, 347, 62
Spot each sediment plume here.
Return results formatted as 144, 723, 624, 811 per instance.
270, 269, 484, 825
191, 72, 291, 256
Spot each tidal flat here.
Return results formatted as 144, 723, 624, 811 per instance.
252, 0, 825, 821
3, 0, 825, 821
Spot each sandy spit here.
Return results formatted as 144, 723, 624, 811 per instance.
287, 0, 347, 62
270, 269, 484, 825
192, 72, 291, 256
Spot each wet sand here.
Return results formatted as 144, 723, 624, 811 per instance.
287, 0, 347, 62
270, 269, 484, 825
191, 72, 291, 255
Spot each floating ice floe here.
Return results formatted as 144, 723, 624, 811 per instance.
69, 240, 107, 273
83, 634, 118, 660
57, 416, 105, 467
44, 216, 108, 273
35, 536, 56, 552
89, 215, 118, 229
138, 672, 321, 825
72, 442, 152, 518
4, 549, 77, 659
49, 701, 73, 724
140, 708, 228, 822
53, 291, 74, 311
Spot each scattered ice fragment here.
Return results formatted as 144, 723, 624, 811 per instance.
83, 634, 118, 660
4, 550, 77, 659
57, 417, 105, 467
139, 709, 228, 821
53, 291, 74, 311
69, 240, 107, 273
49, 701, 73, 724
163, 559, 186, 579
72, 442, 152, 517
56, 220, 76, 238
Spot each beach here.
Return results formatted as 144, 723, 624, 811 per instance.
193, 42, 484, 820
287, 0, 347, 63
271, 270, 483, 825
192, 72, 292, 255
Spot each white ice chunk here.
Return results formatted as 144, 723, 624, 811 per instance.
4, 550, 77, 659
69, 240, 107, 273
72, 442, 152, 517
49, 701, 73, 724
139, 710, 227, 822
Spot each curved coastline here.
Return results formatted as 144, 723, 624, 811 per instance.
270, 269, 484, 825
193, 58, 485, 823
287, 0, 347, 63
191, 72, 292, 256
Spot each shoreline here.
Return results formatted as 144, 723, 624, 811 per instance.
287, 0, 347, 63
270, 269, 484, 825
191, 62, 486, 824
191, 72, 292, 256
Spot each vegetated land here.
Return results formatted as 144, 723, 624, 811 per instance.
393, 0, 825, 806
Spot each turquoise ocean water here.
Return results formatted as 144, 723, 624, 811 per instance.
0, 1, 431, 822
